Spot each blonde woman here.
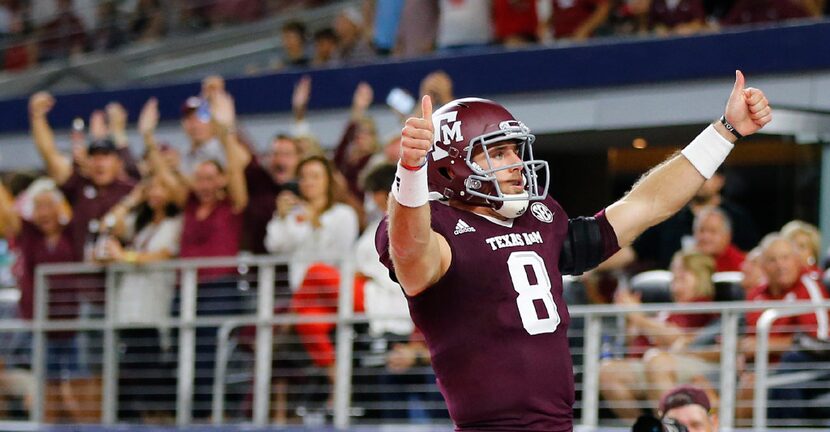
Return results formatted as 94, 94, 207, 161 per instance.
781, 220, 821, 278
600, 251, 719, 420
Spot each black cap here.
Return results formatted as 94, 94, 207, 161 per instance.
87, 138, 117, 155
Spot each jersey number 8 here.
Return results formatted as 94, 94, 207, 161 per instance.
507, 251, 560, 335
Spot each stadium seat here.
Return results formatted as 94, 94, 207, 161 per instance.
629, 270, 673, 303
713, 271, 745, 301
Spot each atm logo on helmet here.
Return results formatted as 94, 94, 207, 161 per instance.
432, 111, 464, 163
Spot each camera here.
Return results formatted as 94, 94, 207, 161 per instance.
632, 414, 689, 432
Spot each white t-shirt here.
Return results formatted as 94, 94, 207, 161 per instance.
265, 203, 359, 289
437, 0, 493, 48
116, 215, 183, 326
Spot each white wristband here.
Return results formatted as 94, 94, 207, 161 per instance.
680, 124, 734, 179
392, 162, 429, 207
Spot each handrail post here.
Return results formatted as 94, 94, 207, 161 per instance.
333, 260, 355, 429
754, 309, 782, 429
31, 267, 48, 423
253, 264, 275, 426
212, 321, 237, 424
101, 267, 119, 424
718, 311, 739, 429
581, 314, 602, 428
177, 268, 198, 426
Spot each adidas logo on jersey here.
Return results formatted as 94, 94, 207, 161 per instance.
454, 219, 476, 235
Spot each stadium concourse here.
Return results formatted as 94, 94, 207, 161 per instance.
0, 0, 829, 431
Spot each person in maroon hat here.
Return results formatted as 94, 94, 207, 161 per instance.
659, 385, 719, 432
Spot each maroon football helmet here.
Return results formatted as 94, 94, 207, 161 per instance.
427, 98, 549, 217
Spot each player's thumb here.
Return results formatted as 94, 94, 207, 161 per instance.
730, 70, 745, 99
421, 95, 433, 128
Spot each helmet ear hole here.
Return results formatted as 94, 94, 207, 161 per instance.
438, 167, 452, 181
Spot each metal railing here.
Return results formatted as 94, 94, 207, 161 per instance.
1, 256, 827, 429
570, 300, 830, 430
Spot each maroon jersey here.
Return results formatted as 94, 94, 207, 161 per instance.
376, 196, 619, 431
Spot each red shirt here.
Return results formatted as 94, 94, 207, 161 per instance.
59, 171, 135, 259
493, 0, 539, 41
3, 43, 32, 72
179, 194, 242, 281
551, 0, 608, 38
715, 243, 746, 272
746, 272, 829, 339
15, 221, 78, 320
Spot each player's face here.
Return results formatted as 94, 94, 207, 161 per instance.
664, 405, 717, 432
762, 239, 802, 292
473, 141, 525, 195
694, 213, 730, 256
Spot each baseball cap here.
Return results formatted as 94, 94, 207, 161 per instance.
87, 138, 117, 155
659, 385, 711, 416
181, 96, 203, 116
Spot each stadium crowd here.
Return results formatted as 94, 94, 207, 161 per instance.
0, 4, 827, 423
0, 66, 824, 428
2, 0, 829, 73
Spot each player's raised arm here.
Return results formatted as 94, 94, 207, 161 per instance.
605, 70, 772, 247
387, 96, 452, 296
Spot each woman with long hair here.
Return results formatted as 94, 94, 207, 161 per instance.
264, 155, 360, 420
265, 155, 359, 289
101, 174, 182, 421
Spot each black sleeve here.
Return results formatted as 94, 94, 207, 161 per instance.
560, 212, 620, 276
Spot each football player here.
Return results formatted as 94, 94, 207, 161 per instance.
376, 71, 771, 430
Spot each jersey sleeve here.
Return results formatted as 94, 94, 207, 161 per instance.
559, 208, 620, 276
374, 216, 398, 283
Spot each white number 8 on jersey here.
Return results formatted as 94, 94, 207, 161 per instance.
507, 251, 560, 335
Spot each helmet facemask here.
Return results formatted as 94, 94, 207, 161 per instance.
463, 120, 550, 218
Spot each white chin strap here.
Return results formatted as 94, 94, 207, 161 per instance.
494, 192, 529, 219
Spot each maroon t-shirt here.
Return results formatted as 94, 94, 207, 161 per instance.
551, 0, 608, 38
376, 197, 619, 431
59, 171, 135, 259
15, 221, 78, 320
242, 158, 280, 254
333, 121, 372, 201
179, 193, 242, 281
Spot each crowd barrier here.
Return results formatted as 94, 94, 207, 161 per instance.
0, 256, 825, 429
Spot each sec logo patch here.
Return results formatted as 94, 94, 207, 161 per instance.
530, 202, 553, 223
